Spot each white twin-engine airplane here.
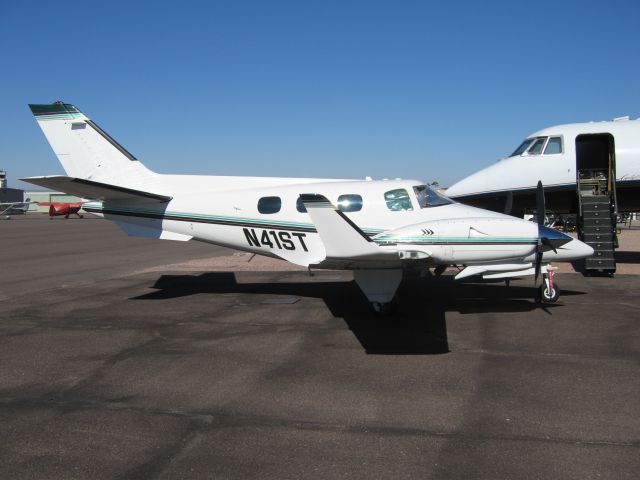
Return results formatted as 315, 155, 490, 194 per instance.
23, 102, 593, 313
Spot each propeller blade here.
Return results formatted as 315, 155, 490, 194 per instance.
541, 237, 558, 254
536, 180, 546, 227
534, 249, 542, 284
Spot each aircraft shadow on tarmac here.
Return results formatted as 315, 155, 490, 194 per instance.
614, 250, 640, 264
133, 273, 586, 355
571, 250, 640, 274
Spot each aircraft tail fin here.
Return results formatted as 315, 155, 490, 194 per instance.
29, 102, 156, 188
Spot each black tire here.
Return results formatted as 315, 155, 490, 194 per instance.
539, 283, 560, 303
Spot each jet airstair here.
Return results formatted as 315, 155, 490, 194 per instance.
577, 171, 617, 275
575, 134, 618, 275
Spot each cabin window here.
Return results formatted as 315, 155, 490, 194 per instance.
544, 136, 563, 155
527, 137, 546, 155
413, 185, 453, 208
257, 196, 281, 214
384, 189, 413, 211
337, 194, 363, 212
296, 197, 307, 213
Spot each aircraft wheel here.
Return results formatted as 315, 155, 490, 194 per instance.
80, 214, 84, 219
538, 283, 560, 303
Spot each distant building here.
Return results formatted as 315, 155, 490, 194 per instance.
0, 170, 25, 204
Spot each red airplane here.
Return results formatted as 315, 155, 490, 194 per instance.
38, 202, 86, 219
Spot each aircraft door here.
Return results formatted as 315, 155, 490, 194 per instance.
575, 133, 616, 202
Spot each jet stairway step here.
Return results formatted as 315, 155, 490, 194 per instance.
580, 195, 613, 205
585, 257, 616, 271
582, 206, 612, 215
582, 232, 614, 242
582, 217, 613, 228
587, 248, 616, 261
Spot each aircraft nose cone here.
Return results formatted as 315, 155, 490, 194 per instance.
537, 225, 572, 248
537, 225, 594, 261
564, 238, 595, 259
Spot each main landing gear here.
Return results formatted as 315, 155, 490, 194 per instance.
353, 269, 402, 317
370, 298, 398, 316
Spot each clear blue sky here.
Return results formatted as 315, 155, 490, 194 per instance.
1, 0, 639, 191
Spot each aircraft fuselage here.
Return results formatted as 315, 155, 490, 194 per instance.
446, 118, 640, 216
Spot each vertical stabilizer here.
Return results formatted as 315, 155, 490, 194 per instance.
29, 102, 156, 188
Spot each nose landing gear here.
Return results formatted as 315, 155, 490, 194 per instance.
537, 267, 560, 303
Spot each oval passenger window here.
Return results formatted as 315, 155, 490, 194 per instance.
337, 194, 363, 212
257, 196, 282, 214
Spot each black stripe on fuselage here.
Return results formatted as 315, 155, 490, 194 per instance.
84, 206, 318, 233
84, 206, 536, 247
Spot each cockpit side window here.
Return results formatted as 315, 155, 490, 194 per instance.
384, 189, 413, 211
544, 136, 563, 155
413, 185, 454, 208
527, 137, 547, 155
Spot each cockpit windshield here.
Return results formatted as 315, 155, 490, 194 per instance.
510, 138, 535, 157
509, 136, 563, 157
413, 185, 454, 208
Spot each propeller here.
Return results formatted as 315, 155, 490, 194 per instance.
533, 181, 574, 284
534, 181, 545, 284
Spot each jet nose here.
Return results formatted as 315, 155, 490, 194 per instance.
446, 169, 489, 198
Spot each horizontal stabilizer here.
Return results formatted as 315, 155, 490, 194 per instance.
115, 221, 193, 241
20, 176, 171, 203
300, 194, 385, 260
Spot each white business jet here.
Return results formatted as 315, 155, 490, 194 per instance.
446, 117, 640, 217
23, 102, 593, 313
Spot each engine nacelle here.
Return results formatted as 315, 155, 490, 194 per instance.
375, 217, 539, 264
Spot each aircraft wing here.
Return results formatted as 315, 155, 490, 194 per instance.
20, 176, 172, 203
300, 194, 402, 266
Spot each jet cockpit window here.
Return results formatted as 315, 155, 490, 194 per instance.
527, 137, 547, 155
384, 189, 413, 211
510, 138, 535, 157
413, 185, 454, 208
337, 194, 363, 212
257, 196, 282, 214
544, 136, 563, 155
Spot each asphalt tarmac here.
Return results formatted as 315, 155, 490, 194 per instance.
1, 215, 639, 479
